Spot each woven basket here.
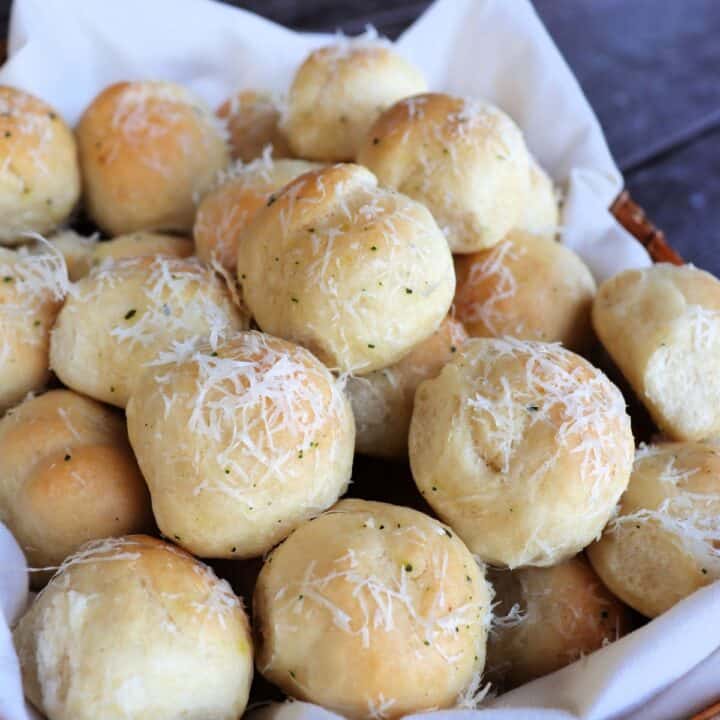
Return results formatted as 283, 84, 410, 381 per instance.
1, 36, 719, 720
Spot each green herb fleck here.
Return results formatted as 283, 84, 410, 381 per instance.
367, 343, 375, 349
124, 309, 136, 320
404, 563, 413, 572
405, 288, 413, 294
64, 454, 71, 461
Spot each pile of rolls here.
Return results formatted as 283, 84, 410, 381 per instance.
1, 31, 719, 720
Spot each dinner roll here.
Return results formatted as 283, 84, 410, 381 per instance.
238, 164, 455, 374
0, 242, 68, 411
0, 87, 80, 243
357, 93, 532, 252
0, 390, 150, 585
284, 38, 426, 161
126, 331, 355, 558
520, 158, 559, 240
587, 442, 720, 618
50, 255, 246, 408
13, 535, 253, 720
454, 231, 596, 352
409, 338, 634, 567
194, 156, 321, 271
348, 316, 467, 458
593, 264, 720, 441
77, 81, 229, 235
487, 557, 631, 690
217, 90, 291, 161
49, 229, 97, 281
254, 499, 492, 719
84, 231, 193, 277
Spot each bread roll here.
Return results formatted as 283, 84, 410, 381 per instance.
254, 499, 492, 719
347, 316, 467, 458
238, 164, 455, 374
357, 93, 531, 252
87, 232, 193, 276
520, 158, 559, 240
587, 441, 720, 617
0, 242, 69, 411
194, 156, 321, 271
454, 231, 596, 352
487, 556, 631, 690
409, 338, 634, 567
0, 390, 150, 585
49, 230, 97, 281
77, 81, 229, 235
126, 331, 355, 558
0, 87, 80, 244
284, 39, 426, 161
217, 90, 291, 161
593, 263, 720, 441
50, 255, 246, 408
13, 535, 253, 720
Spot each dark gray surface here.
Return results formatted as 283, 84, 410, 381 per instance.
1, 0, 717, 272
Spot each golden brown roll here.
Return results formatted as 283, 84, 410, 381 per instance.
520, 158, 559, 240
76, 81, 229, 235
50, 255, 246, 408
13, 535, 254, 720
0, 242, 68, 411
347, 316, 468, 458
238, 163, 455, 374
49, 229, 97, 281
0, 87, 80, 244
487, 556, 631, 690
284, 39, 426, 161
357, 93, 532, 252
454, 231, 596, 352
593, 263, 720, 441
0, 390, 151, 585
217, 90, 291, 161
126, 331, 355, 558
409, 338, 634, 567
254, 499, 492, 719
587, 441, 720, 618
194, 156, 322, 271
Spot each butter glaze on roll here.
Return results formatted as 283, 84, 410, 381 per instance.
0, 86, 80, 244
238, 163, 455, 374
77, 81, 229, 235
254, 499, 492, 719
358, 93, 532, 253
13, 535, 253, 720
409, 338, 634, 567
